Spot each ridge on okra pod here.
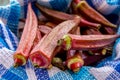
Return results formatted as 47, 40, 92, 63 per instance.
29, 18, 81, 68
13, 3, 40, 67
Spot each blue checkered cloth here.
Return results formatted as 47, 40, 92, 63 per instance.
0, 0, 120, 80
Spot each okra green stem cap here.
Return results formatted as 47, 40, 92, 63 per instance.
57, 35, 72, 50
14, 54, 26, 67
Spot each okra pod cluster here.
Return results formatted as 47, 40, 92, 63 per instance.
14, 1, 119, 73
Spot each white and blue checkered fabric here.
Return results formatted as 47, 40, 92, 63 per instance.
0, 0, 120, 80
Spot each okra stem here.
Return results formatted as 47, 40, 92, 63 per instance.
66, 53, 84, 72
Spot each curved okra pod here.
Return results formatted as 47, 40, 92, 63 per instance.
58, 34, 119, 50
76, 0, 117, 28
35, 2, 101, 29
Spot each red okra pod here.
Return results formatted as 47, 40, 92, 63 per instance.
58, 34, 119, 50
76, 0, 117, 28
29, 18, 80, 68
35, 2, 101, 29
13, 3, 38, 67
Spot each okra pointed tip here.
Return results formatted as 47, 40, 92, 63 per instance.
47, 64, 53, 69
111, 24, 117, 28
106, 24, 117, 28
